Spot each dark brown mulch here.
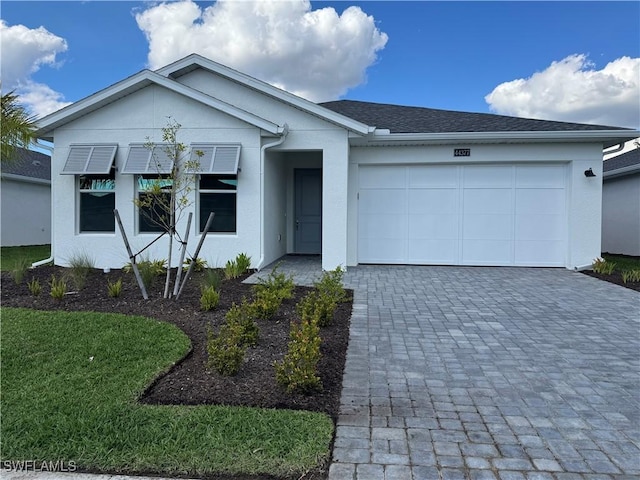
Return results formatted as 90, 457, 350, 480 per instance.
581, 270, 640, 292
0, 265, 352, 420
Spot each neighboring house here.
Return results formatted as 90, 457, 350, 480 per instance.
602, 147, 640, 256
1, 148, 51, 247
34, 54, 638, 270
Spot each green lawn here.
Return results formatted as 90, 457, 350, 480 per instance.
602, 254, 640, 273
0, 244, 50, 271
1, 308, 334, 477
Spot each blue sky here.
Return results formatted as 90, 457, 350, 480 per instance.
1, 1, 639, 128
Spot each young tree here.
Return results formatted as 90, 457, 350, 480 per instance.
1, 91, 37, 164
134, 118, 203, 298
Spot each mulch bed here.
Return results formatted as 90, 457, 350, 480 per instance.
581, 270, 640, 292
0, 266, 352, 420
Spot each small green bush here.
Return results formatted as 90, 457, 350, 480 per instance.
298, 290, 337, 327
201, 268, 223, 290
200, 286, 220, 311
207, 324, 246, 376
124, 258, 166, 289
255, 264, 294, 300
235, 253, 252, 273
226, 300, 259, 347
11, 257, 31, 285
27, 277, 41, 296
592, 258, 616, 275
314, 266, 347, 304
184, 257, 207, 272
252, 287, 284, 320
49, 275, 67, 300
224, 259, 241, 280
622, 269, 640, 283
66, 251, 96, 290
107, 278, 123, 298
275, 318, 322, 394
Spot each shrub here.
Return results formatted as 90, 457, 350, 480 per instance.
184, 257, 207, 272
225, 300, 259, 347
235, 253, 252, 273
201, 268, 223, 290
200, 286, 220, 311
124, 258, 166, 289
66, 251, 96, 290
107, 278, 123, 298
298, 290, 337, 327
224, 259, 241, 280
255, 264, 294, 300
275, 318, 322, 394
49, 275, 67, 300
10, 257, 30, 285
314, 266, 347, 304
207, 323, 246, 376
252, 287, 284, 320
622, 269, 640, 284
27, 277, 41, 296
592, 257, 616, 275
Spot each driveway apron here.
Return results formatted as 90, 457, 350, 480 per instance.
327, 265, 640, 480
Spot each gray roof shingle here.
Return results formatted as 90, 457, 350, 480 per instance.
1, 148, 51, 181
319, 100, 629, 134
603, 147, 640, 173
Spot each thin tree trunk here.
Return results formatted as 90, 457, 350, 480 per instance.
172, 212, 192, 297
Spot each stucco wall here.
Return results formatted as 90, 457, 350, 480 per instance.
346, 142, 604, 269
1, 178, 51, 246
602, 173, 640, 256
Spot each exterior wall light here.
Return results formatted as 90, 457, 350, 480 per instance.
584, 168, 596, 178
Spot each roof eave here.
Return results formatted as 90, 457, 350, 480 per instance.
157, 54, 372, 135
354, 130, 640, 147
34, 69, 285, 141
603, 164, 640, 179
1, 173, 51, 185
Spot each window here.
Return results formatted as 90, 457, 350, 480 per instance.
78, 173, 115, 232
137, 175, 173, 233
199, 175, 237, 233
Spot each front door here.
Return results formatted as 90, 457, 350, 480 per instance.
294, 168, 322, 254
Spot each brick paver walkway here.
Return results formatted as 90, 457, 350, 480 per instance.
253, 259, 640, 480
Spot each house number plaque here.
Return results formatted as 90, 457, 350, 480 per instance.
454, 148, 471, 157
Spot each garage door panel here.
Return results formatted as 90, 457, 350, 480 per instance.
515, 240, 565, 266
409, 165, 458, 188
464, 214, 513, 240
516, 165, 565, 188
463, 165, 512, 187
409, 214, 458, 239
516, 214, 564, 241
360, 165, 405, 188
409, 189, 458, 214
408, 239, 457, 264
463, 240, 512, 265
359, 237, 406, 263
360, 189, 406, 215
517, 189, 565, 215
360, 214, 405, 238
463, 189, 513, 214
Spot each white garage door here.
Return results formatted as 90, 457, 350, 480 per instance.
358, 164, 566, 266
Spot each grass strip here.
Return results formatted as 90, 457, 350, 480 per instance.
1, 308, 334, 477
0, 244, 50, 271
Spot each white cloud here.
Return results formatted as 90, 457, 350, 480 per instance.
15, 81, 72, 118
0, 20, 70, 117
135, 0, 388, 102
485, 54, 640, 129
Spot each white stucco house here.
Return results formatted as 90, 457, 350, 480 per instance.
34, 54, 638, 271
602, 147, 640, 256
1, 148, 51, 247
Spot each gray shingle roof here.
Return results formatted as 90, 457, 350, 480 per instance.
603, 147, 640, 173
319, 100, 629, 134
1, 148, 51, 181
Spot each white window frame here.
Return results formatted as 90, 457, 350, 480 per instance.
198, 174, 238, 234
76, 173, 116, 234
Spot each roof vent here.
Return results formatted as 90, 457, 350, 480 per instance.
32, 160, 42, 167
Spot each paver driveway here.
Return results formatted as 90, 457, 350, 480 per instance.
326, 265, 640, 480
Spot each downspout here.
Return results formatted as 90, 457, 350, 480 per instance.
31, 140, 55, 268
256, 124, 289, 271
